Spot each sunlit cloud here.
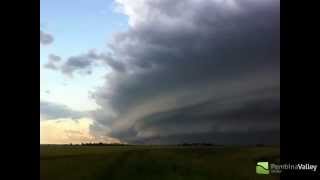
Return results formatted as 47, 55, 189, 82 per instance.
40, 118, 121, 144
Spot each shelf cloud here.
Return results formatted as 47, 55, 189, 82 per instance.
53, 0, 280, 144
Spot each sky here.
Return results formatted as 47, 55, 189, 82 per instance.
40, 0, 280, 145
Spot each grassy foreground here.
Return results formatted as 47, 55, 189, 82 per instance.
40, 145, 280, 180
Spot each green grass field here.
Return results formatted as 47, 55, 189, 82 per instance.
40, 145, 280, 180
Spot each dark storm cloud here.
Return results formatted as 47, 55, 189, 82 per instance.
112, 87, 280, 144
86, 0, 280, 144
40, 101, 88, 120
40, 30, 54, 45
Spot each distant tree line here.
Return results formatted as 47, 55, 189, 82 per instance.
67, 142, 220, 146
178, 143, 268, 147
178, 143, 217, 146
78, 142, 127, 146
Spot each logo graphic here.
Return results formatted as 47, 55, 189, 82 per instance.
256, 162, 270, 175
